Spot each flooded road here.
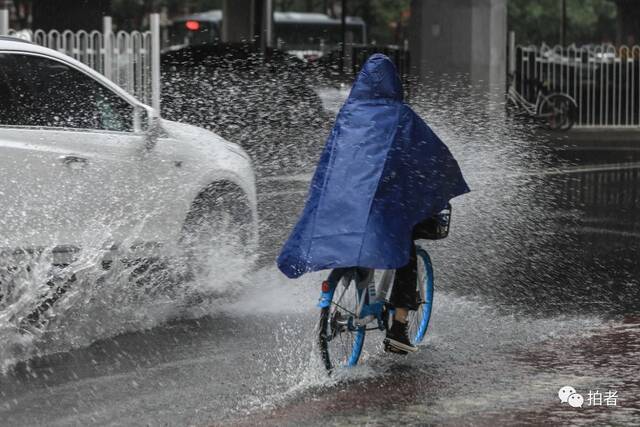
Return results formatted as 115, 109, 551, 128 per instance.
1, 122, 639, 425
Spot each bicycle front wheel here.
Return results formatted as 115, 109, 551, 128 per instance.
318, 275, 366, 372
406, 249, 435, 345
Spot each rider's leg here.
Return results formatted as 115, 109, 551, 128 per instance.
395, 307, 409, 323
389, 241, 419, 316
385, 240, 419, 353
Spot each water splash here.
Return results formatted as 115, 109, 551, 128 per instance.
0, 216, 252, 372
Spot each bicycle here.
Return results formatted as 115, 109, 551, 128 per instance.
317, 205, 451, 372
507, 75, 578, 131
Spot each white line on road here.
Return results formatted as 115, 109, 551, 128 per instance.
531, 162, 640, 176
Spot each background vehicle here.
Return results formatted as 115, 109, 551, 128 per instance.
161, 42, 326, 175
168, 10, 366, 61
0, 36, 258, 320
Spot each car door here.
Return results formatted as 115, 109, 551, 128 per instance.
0, 51, 148, 254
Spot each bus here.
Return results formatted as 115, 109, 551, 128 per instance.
168, 10, 367, 59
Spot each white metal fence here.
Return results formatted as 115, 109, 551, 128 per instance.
0, 12, 160, 110
511, 40, 640, 128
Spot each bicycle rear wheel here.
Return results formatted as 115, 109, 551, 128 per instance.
318, 275, 366, 372
537, 93, 577, 131
406, 248, 435, 345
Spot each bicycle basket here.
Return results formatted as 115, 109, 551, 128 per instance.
413, 204, 452, 240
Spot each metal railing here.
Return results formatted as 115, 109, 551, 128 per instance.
1, 11, 160, 110
510, 39, 640, 128
561, 164, 640, 208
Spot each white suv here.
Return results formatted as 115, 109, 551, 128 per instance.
0, 36, 257, 269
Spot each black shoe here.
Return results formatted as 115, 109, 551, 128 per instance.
384, 320, 417, 354
384, 341, 408, 355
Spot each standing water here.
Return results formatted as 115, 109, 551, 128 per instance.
1, 66, 639, 426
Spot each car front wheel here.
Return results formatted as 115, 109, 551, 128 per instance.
180, 181, 257, 284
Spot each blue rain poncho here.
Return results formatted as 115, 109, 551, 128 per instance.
278, 54, 469, 279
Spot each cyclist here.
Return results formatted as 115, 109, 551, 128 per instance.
278, 54, 469, 354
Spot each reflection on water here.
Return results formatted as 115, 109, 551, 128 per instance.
551, 160, 640, 312
561, 164, 640, 229
441, 152, 640, 316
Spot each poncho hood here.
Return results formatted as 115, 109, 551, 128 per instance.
348, 53, 403, 101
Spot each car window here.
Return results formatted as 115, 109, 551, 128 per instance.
0, 53, 133, 132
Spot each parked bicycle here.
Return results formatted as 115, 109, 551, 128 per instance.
317, 205, 452, 372
507, 74, 578, 131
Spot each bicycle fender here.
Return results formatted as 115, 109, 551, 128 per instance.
318, 280, 336, 308
318, 291, 333, 308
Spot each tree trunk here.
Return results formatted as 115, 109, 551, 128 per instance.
31, 0, 111, 31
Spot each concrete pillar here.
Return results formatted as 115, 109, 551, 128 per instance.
0, 8, 9, 36
222, 0, 255, 43
263, 0, 273, 49
410, 0, 507, 94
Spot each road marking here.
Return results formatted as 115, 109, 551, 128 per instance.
574, 226, 640, 239
532, 162, 640, 176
